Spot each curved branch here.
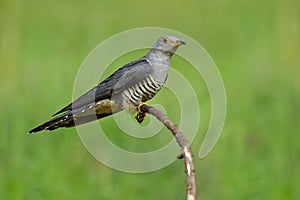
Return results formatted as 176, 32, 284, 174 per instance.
136, 104, 196, 200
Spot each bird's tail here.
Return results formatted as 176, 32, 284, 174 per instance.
29, 112, 75, 133
29, 111, 112, 134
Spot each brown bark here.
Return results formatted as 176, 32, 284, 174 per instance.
136, 104, 196, 200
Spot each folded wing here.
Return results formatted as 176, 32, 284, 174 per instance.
53, 59, 152, 116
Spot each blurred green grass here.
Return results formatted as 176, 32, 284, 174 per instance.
1, 0, 299, 199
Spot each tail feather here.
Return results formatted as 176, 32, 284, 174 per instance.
29, 111, 113, 134
28, 99, 123, 134
29, 112, 74, 133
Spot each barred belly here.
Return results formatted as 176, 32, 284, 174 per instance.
122, 75, 162, 107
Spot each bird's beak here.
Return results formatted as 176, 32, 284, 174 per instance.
176, 40, 186, 45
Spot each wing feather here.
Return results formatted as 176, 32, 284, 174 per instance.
53, 59, 152, 116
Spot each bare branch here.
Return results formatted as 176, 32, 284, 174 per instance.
136, 104, 196, 200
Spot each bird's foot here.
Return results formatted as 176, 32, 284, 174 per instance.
135, 103, 147, 124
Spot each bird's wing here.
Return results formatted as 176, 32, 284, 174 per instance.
53, 59, 152, 116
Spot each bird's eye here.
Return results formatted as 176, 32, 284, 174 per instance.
163, 38, 168, 43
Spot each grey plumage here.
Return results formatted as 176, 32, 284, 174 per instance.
29, 35, 185, 133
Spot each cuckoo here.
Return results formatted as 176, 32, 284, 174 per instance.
29, 35, 185, 133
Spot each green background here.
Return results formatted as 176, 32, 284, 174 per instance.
1, 0, 299, 199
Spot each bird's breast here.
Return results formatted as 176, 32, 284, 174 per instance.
150, 62, 170, 85
122, 74, 162, 107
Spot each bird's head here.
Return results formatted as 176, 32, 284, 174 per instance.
152, 35, 186, 55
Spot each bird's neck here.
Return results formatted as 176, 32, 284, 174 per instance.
146, 49, 172, 65
145, 49, 172, 84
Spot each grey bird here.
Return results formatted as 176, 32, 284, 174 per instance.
29, 35, 185, 133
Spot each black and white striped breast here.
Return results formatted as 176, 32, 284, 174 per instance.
122, 74, 162, 106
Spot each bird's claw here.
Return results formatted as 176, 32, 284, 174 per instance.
135, 112, 146, 124
135, 103, 147, 123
